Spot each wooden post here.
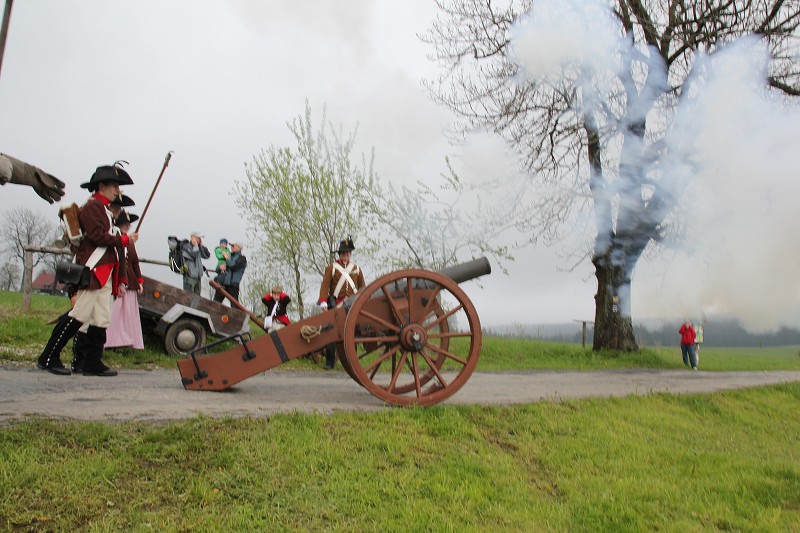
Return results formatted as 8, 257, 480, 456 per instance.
139, 257, 170, 267
582, 321, 587, 349
21, 245, 72, 312
573, 319, 594, 349
21, 246, 32, 311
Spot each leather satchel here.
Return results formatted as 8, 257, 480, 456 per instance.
55, 261, 91, 289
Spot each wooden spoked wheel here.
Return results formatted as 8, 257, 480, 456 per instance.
342, 269, 481, 406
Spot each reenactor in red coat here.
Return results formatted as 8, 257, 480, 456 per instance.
37, 163, 137, 376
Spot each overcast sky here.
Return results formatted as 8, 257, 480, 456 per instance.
2, 0, 798, 333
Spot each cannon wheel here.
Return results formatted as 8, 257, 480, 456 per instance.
342, 269, 481, 406
339, 303, 451, 393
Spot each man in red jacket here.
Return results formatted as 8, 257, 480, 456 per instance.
37, 163, 137, 376
679, 320, 698, 370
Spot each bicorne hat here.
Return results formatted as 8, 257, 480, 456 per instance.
80, 161, 134, 192
337, 236, 355, 253
113, 209, 139, 227
110, 192, 135, 207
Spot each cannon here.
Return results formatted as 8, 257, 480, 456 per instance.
177, 257, 491, 406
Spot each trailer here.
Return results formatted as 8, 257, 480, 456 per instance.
138, 275, 249, 356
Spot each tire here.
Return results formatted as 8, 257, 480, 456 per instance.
164, 318, 207, 356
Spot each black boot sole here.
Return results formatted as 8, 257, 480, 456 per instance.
82, 369, 118, 377
36, 363, 72, 376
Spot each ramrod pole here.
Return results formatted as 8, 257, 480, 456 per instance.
0, 0, 13, 82
135, 151, 173, 233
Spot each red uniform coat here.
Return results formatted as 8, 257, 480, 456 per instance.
123, 241, 143, 292
261, 292, 291, 326
75, 193, 129, 292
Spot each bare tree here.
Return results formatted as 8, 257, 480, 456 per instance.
0, 206, 59, 272
424, 0, 799, 350
0, 260, 20, 291
365, 157, 514, 272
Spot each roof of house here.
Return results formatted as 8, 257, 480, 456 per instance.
32, 272, 63, 290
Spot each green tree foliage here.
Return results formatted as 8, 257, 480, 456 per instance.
234, 101, 380, 319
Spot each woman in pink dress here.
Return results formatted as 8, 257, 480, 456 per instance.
105, 210, 145, 349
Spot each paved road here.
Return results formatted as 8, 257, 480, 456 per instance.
1, 365, 799, 422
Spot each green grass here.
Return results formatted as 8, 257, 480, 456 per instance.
1, 384, 798, 531
0, 290, 320, 371
4, 290, 800, 372
2, 291, 800, 531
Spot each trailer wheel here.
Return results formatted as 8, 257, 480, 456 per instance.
164, 318, 207, 356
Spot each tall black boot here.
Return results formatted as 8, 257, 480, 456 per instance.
323, 344, 336, 370
37, 314, 83, 375
81, 326, 118, 377
71, 331, 88, 373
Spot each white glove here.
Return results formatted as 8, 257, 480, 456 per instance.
319, 301, 328, 311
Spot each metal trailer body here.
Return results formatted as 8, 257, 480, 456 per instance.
138, 275, 249, 355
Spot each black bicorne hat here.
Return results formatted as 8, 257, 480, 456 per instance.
80, 160, 134, 192
337, 236, 355, 253
110, 192, 135, 207
113, 209, 139, 227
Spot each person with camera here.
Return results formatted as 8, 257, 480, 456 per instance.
38, 163, 137, 376
181, 231, 210, 295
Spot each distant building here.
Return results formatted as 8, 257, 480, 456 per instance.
31, 271, 66, 296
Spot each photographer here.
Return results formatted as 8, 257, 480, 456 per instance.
181, 231, 210, 295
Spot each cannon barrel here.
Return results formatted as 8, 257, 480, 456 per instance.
438, 257, 491, 284
350, 256, 491, 307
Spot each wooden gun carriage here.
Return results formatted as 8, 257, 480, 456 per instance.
178, 258, 491, 406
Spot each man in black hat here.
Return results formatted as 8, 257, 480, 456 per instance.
71, 191, 137, 372
317, 236, 366, 369
108, 191, 135, 219
38, 163, 137, 376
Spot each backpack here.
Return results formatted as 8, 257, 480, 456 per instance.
167, 236, 189, 275
58, 202, 83, 252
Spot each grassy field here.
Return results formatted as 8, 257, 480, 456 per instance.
2, 290, 799, 531
3, 290, 800, 372
1, 385, 798, 531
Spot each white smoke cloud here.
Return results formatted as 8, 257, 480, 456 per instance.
508, 0, 800, 332
509, 0, 620, 80
637, 38, 800, 332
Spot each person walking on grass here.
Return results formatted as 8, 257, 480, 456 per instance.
679, 320, 698, 370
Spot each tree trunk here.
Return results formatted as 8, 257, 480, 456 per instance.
592, 253, 639, 352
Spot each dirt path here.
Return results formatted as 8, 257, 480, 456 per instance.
2, 366, 799, 423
